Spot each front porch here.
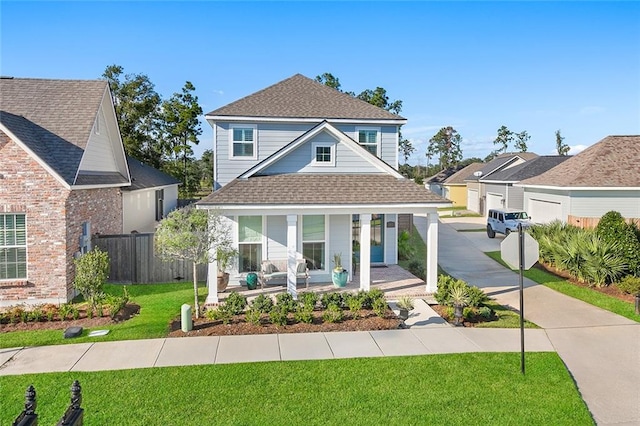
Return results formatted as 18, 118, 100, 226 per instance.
214, 264, 433, 303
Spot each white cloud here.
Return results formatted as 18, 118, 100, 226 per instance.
212, 90, 224, 96
568, 144, 588, 155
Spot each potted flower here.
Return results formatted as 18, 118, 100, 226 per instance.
396, 295, 414, 321
216, 245, 238, 292
331, 253, 348, 288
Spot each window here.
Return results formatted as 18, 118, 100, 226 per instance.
356, 127, 380, 156
230, 125, 257, 159
238, 216, 262, 272
79, 222, 91, 254
312, 143, 335, 166
0, 214, 27, 280
303, 215, 325, 270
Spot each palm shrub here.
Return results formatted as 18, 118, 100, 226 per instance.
581, 233, 627, 287
553, 229, 591, 282
398, 230, 415, 260
596, 211, 640, 277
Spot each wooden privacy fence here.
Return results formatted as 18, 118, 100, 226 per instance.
568, 215, 640, 229
92, 233, 208, 284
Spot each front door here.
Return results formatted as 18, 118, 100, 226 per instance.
352, 214, 385, 264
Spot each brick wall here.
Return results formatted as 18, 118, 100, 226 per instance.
0, 132, 123, 305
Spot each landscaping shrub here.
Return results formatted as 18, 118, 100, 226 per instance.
244, 306, 262, 325
251, 294, 273, 313
346, 296, 363, 319
298, 292, 319, 310
293, 305, 314, 324
321, 292, 343, 309
398, 230, 415, 260
73, 247, 110, 313
372, 298, 387, 317
479, 306, 493, 319
617, 275, 640, 296
322, 304, 343, 323
275, 292, 297, 313
596, 211, 640, 277
435, 275, 486, 307
407, 259, 425, 279
225, 292, 248, 315
58, 303, 73, 321
581, 233, 627, 287
367, 288, 385, 304
269, 305, 288, 326
466, 285, 489, 308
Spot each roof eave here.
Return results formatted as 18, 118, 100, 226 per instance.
517, 184, 640, 190
205, 115, 407, 125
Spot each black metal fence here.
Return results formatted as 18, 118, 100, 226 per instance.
92, 233, 208, 284
12, 381, 83, 426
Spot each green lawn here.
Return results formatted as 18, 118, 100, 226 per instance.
0, 282, 206, 349
475, 300, 538, 328
485, 251, 640, 322
0, 353, 593, 425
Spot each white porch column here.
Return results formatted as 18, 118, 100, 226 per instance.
286, 214, 298, 299
426, 211, 439, 293
205, 259, 219, 305
359, 214, 372, 291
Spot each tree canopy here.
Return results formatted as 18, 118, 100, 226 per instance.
555, 129, 570, 155
427, 126, 463, 170
493, 125, 530, 154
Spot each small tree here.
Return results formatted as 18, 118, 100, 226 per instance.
155, 206, 233, 318
555, 129, 570, 156
74, 247, 110, 313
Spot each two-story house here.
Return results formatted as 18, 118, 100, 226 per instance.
198, 74, 450, 303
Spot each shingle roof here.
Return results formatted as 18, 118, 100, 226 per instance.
519, 135, 640, 187
425, 165, 467, 184
198, 174, 447, 206
0, 77, 108, 186
465, 152, 538, 182
123, 156, 181, 191
443, 162, 484, 184
482, 156, 571, 182
206, 74, 406, 121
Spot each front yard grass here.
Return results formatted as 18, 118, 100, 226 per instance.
0, 353, 592, 425
0, 282, 206, 349
485, 251, 640, 322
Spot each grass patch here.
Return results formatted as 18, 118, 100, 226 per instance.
398, 225, 445, 275
475, 300, 538, 328
457, 228, 486, 232
438, 205, 468, 211
0, 282, 207, 349
485, 251, 640, 322
0, 353, 592, 425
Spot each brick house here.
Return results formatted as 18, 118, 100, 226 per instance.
0, 78, 131, 306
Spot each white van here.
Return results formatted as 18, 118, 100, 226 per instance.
487, 208, 532, 238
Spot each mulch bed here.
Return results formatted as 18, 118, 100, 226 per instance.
0, 304, 140, 333
168, 309, 402, 337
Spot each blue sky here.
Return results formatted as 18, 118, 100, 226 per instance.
2, 1, 639, 165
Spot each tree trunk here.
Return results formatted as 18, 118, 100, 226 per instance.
193, 262, 199, 319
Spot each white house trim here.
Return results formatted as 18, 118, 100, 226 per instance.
516, 184, 640, 191
205, 115, 407, 126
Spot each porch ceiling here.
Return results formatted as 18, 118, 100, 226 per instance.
197, 174, 451, 214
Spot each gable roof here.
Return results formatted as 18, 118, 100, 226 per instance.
0, 77, 128, 187
123, 156, 181, 191
465, 152, 538, 182
443, 162, 485, 185
519, 135, 640, 188
424, 164, 467, 184
240, 121, 402, 179
206, 74, 406, 122
481, 156, 571, 183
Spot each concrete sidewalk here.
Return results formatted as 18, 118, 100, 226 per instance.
424, 215, 640, 426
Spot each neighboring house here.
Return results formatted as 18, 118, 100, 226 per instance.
465, 152, 538, 215
441, 162, 484, 207
0, 77, 131, 306
198, 74, 450, 303
424, 165, 466, 197
122, 156, 180, 233
477, 156, 570, 214
518, 135, 640, 225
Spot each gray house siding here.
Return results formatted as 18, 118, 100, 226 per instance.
569, 190, 640, 218
329, 214, 352, 281
507, 185, 525, 210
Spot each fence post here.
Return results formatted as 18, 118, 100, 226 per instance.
56, 380, 84, 426
12, 385, 38, 426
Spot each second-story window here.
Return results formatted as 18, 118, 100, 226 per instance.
231, 125, 257, 159
311, 142, 335, 166
356, 127, 380, 156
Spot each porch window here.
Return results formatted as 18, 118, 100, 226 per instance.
303, 215, 325, 270
0, 213, 27, 280
356, 127, 380, 156
230, 125, 256, 159
238, 216, 262, 272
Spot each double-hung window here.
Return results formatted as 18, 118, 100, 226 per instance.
312, 142, 335, 166
230, 125, 257, 159
356, 127, 380, 156
0, 214, 27, 280
238, 216, 262, 272
302, 215, 325, 271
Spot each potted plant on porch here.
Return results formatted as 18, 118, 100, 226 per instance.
332, 253, 349, 288
216, 246, 239, 292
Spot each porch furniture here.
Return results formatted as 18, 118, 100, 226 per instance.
259, 259, 310, 289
